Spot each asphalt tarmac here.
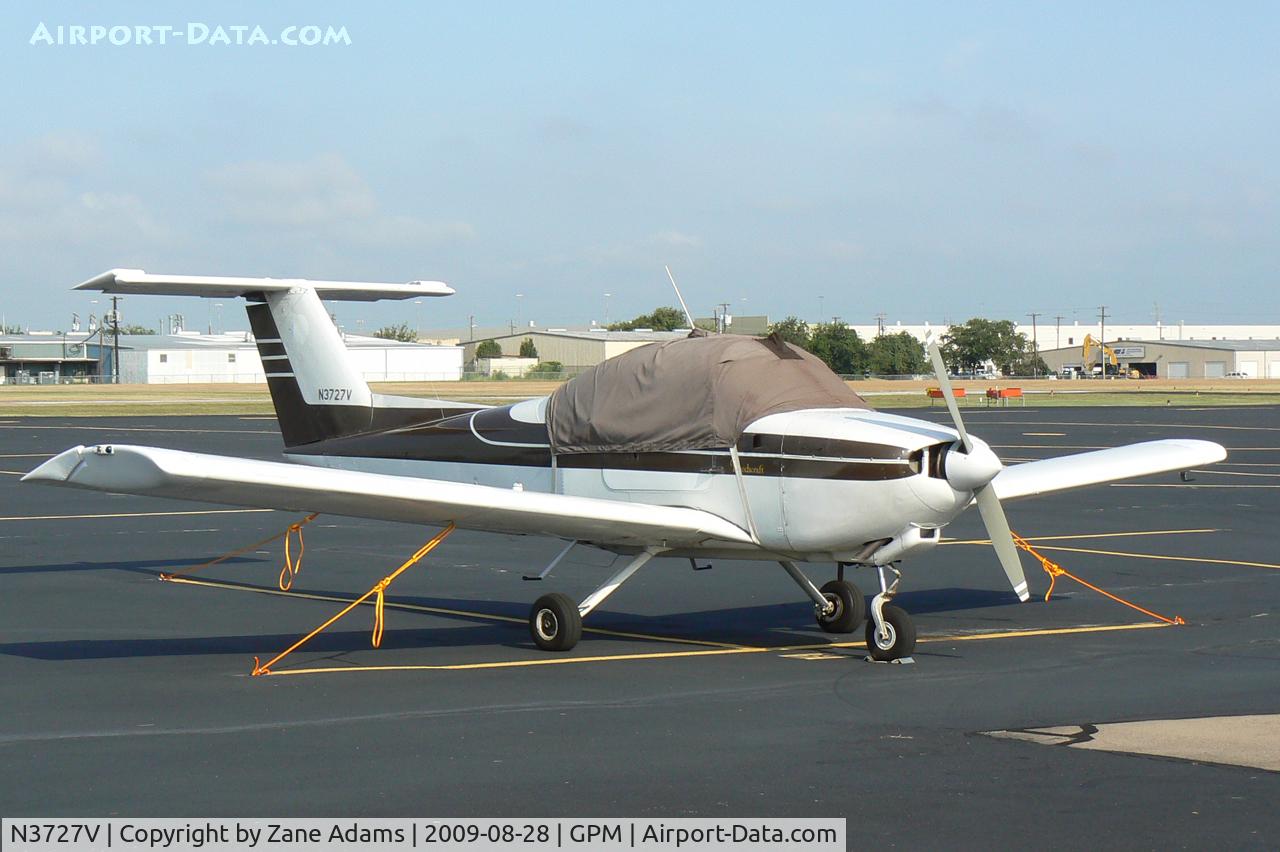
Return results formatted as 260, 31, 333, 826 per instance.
1, 406, 1277, 848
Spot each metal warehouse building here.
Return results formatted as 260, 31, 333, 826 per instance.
462, 330, 689, 370
0, 333, 107, 383
1040, 339, 1280, 379
116, 332, 463, 384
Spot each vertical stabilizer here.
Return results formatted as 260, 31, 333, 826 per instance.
247, 288, 375, 446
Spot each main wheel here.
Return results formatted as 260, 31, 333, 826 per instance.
529, 593, 582, 651
864, 604, 916, 661
817, 579, 865, 634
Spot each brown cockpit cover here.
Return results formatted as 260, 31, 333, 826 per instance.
546, 333, 869, 454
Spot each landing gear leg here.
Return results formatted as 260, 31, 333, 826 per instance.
528, 547, 662, 652
866, 564, 916, 662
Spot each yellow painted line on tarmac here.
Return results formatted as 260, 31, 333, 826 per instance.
0, 470, 24, 476
1190, 469, 1280, 478
1016, 544, 1280, 571
1111, 483, 1280, 489
993, 445, 1277, 451
1022, 432, 1066, 436
0, 508, 275, 522
263, 622, 1171, 676
163, 575, 748, 650
945, 528, 1218, 546
0, 453, 51, 458
0, 424, 277, 434
979, 420, 1280, 433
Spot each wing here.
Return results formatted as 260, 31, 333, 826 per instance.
23, 445, 753, 548
991, 439, 1226, 501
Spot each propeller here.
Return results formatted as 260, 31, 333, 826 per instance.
927, 342, 1030, 602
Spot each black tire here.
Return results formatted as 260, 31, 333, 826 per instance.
817, 579, 865, 634
529, 592, 582, 651
864, 604, 917, 661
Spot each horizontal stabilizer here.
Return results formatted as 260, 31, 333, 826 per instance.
23, 445, 753, 548
76, 268, 453, 301
992, 439, 1227, 501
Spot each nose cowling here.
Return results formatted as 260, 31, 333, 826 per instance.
943, 436, 1003, 492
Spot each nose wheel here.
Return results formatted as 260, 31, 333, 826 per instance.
866, 564, 916, 661
865, 604, 916, 661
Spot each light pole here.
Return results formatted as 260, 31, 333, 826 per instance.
1098, 305, 1108, 379
1027, 312, 1040, 377
414, 299, 423, 341
603, 293, 612, 330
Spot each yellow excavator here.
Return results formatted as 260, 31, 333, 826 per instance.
1082, 334, 1140, 378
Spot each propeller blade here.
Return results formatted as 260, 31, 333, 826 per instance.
974, 485, 1030, 601
926, 341, 972, 452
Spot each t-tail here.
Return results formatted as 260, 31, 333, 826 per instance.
76, 268, 483, 447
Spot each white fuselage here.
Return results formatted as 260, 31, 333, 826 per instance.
288, 400, 982, 564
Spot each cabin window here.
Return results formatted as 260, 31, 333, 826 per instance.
158, 354, 168, 363
228, 353, 236, 363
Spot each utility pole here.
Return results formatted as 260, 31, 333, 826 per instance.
468, 315, 476, 341
717, 302, 730, 333
111, 295, 121, 384
875, 312, 886, 338
1097, 305, 1108, 379
1027, 312, 1040, 377
1053, 315, 1064, 352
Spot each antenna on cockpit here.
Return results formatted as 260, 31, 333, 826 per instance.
664, 265, 697, 329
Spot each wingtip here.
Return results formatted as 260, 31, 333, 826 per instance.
21, 445, 87, 484
74, 268, 144, 292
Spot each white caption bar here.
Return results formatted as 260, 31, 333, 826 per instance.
3, 819, 844, 852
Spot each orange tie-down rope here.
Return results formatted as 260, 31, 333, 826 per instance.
1010, 532, 1185, 626
251, 522, 456, 676
159, 513, 319, 591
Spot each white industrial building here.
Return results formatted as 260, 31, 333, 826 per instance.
843, 320, 1280, 348
116, 331, 463, 384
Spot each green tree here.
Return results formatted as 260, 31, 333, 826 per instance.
2, 324, 24, 334
118, 324, 156, 335
529, 360, 562, 376
808, 321, 866, 375
608, 306, 687, 331
475, 339, 502, 358
768, 316, 811, 349
866, 331, 927, 375
940, 318, 1031, 374
373, 322, 418, 342
519, 338, 538, 358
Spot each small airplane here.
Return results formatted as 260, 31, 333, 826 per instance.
24, 269, 1227, 661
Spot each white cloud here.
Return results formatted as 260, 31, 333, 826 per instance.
0, 134, 167, 250
583, 229, 704, 265
206, 153, 474, 248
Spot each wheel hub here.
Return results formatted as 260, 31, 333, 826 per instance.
536, 609, 558, 640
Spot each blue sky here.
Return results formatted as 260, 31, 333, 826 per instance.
2, 1, 1277, 332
